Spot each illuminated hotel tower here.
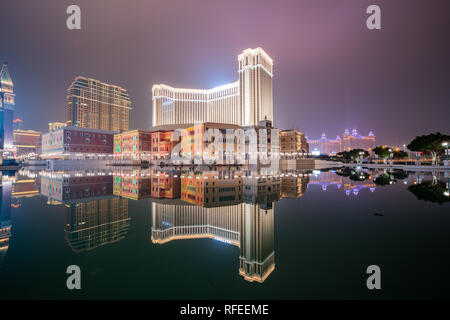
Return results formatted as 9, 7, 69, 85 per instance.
67, 76, 132, 131
0, 62, 15, 149
152, 48, 273, 127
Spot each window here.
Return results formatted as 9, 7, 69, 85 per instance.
66, 137, 71, 142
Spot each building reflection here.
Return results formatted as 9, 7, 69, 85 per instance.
151, 167, 279, 283
40, 170, 130, 252
113, 169, 180, 199
28, 165, 381, 279
0, 177, 12, 266
65, 197, 129, 252
279, 171, 310, 199
307, 170, 376, 195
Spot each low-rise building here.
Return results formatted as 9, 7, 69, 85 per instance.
13, 129, 41, 157
279, 130, 308, 158
41, 126, 116, 160
113, 129, 152, 161
49, 121, 69, 132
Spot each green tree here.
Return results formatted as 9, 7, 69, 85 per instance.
374, 173, 395, 185
393, 150, 408, 159
408, 181, 450, 204
407, 132, 450, 165
336, 149, 369, 163
373, 146, 392, 160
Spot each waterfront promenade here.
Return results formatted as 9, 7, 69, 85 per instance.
345, 162, 449, 172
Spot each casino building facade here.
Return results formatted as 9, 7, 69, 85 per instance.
152, 48, 273, 127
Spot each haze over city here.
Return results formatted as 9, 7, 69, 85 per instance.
0, 0, 449, 145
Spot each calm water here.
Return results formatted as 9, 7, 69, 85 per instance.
1, 166, 449, 299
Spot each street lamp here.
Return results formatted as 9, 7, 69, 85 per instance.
359, 151, 364, 164
442, 142, 448, 161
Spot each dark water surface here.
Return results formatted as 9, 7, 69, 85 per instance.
1, 167, 449, 299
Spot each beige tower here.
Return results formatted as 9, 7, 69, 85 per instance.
152, 48, 274, 127
238, 48, 274, 126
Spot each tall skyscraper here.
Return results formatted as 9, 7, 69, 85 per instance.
152, 48, 273, 127
67, 76, 132, 131
0, 62, 15, 149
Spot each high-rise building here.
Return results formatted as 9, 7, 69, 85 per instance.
67, 76, 131, 131
0, 62, 15, 149
152, 48, 273, 127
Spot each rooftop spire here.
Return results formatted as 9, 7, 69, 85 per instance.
0, 62, 14, 87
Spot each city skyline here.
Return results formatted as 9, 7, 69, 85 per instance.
1, 0, 449, 146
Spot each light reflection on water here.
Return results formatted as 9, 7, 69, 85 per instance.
0, 166, 449, 299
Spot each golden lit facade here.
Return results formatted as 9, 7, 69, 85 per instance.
280, 130, 309, 157
13, 129, 41, 157
67, 76, 131, 131
49, 121, 69, 132
152, 48, 273, 127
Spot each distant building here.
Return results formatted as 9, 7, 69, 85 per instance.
49, 121, 69, 132
307, 129, 376, 155
13, 118, 23, 130
308, 170, 376, 195
152, 48, 273, 127
0, 62, 15, 150
41, 126, 116, 160
280, 130, 309, 158
13, 129, 41, 157
67, 76, 131, 131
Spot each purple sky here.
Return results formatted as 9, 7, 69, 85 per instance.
1, 0, 449, 146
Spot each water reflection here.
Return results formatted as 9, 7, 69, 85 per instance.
0, 178, 12, 267
308, 169, 376, 195
2, 166, 449, 285
39, 171, 131, 252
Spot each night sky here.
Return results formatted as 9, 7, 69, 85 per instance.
0, 0, 449, 146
